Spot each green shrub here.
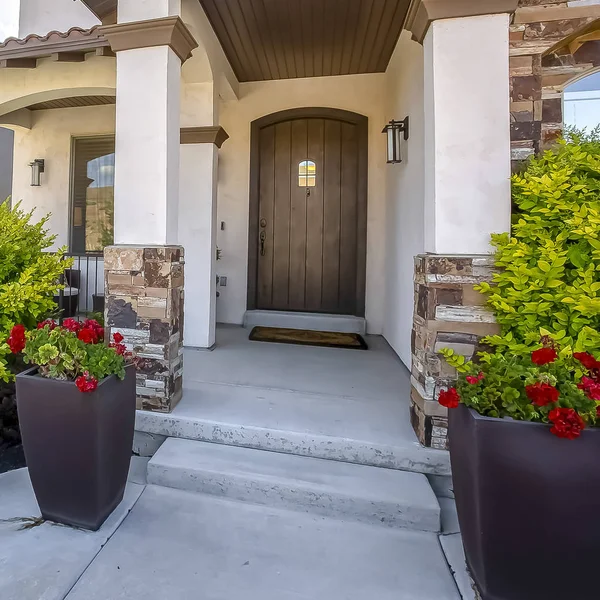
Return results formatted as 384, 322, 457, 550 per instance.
0, 202, 70, 381
439, 132, 600, 438
477, 129, 600, 354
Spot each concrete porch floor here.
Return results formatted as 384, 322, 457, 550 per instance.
136, 325, 450, 476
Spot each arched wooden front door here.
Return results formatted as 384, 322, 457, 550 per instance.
248, 108, 368, 317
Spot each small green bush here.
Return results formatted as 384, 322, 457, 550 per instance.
0, 202, 70, 381
477, 129, 600, 353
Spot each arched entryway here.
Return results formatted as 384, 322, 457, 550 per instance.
247, 108, 368, 317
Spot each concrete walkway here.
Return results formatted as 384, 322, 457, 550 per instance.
1, 466, 466, 600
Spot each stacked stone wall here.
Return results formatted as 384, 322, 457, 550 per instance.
104, 246, 184, 413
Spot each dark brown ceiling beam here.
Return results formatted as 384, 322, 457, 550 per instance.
0, 58, 37, 68
51, 52, 87, 62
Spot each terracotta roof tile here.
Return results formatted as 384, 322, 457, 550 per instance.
0, 26, 110, 61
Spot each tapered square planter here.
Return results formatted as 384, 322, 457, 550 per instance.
449, 403, 600, 600
16, 364, 136, 531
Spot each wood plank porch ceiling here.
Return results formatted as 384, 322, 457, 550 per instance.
200, 0, 410, 81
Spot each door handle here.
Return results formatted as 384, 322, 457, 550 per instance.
260, 231, 266, 256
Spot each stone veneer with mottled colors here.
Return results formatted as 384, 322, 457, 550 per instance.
104, 246, 184, 413
510, 0, 600, 168
411, 255, 500, 449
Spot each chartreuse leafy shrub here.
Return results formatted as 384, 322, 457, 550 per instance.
479, 129, 600, 354
440, 130, 600, 440
0, 202, 71, 382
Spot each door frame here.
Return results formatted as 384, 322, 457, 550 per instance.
247, 107, 368, 316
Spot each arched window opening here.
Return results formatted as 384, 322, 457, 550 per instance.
564, 71, 600, 131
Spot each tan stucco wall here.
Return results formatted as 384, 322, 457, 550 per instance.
0, 57, 116, 118
217, 74, 387, 334
12, 104, 116, 249
384, 31, 426, 367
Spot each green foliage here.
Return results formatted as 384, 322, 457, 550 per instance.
476, 129, 600, 353
441, 346, 597, 425
0, 202, 72, 382
23, 326, 126, 382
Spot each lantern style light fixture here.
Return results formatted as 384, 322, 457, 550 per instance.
382, 117, 409, 164
29, 159, 45, 186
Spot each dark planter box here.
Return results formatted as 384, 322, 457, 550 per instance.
449, 404, 600, 600
16, 365, 136, 531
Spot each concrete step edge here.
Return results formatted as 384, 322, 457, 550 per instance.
147, 439, 441, 533
136, 411, 452, 477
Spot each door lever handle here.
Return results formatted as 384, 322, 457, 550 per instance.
260, 231, 266, 256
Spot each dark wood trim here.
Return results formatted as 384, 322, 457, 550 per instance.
180, 126, 229, 148
99, 16, 198, 64
404, 0, 519, 43
0, 58, 37, 69
247, 107, 368, 317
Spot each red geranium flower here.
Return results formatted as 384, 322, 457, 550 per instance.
113, 332, 124, 344
531, 347, 558, 366
526, 382, 560, 407
7, 324, 26, 354
83, 319, 104, 341
438, 388, 460, 409
574, 352, 600, 371
75, 374, 98, 393
578, 376, 600, 401
62, 318, 81, 333
466, 376, 479, 385
548, 407, 585, 440
37, 320, 56, 330
77, 327, 98, 345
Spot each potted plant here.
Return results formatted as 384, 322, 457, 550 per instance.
441, 343, 600, 600
438, 130, 600, 600
11, 318, 135, 531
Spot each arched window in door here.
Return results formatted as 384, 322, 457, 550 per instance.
298, 160, 316, 187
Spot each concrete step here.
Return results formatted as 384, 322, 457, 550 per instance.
243, 310, 366, 335
136, 382, 452, 476
147, 437, 441, 532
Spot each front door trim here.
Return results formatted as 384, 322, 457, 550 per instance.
247, 107, 368, 316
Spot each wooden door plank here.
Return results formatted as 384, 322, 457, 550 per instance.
288, 119, 309, 310
322, 119, 342, 312
257, 125, 276, 309
339, 122, 359, 315
272, 121, 292, 309
305, 119, 325, 312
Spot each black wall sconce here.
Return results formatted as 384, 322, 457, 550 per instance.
29, 159, 45, 186
382, 117, 409, 164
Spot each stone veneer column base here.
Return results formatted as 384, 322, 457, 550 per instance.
104, 246, 184, 413
411, 254, 499, 449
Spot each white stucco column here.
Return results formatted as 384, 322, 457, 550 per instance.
423, 14, 512, 254
178, 83, 223, 349
179, 142, 219, 348
113, 45, 181, 245
102, 3, 196, 246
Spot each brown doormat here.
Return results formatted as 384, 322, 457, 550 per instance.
249, 326, 368, 350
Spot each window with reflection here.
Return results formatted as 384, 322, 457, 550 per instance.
298, 160, 316, 187
70, 136, 115, 254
